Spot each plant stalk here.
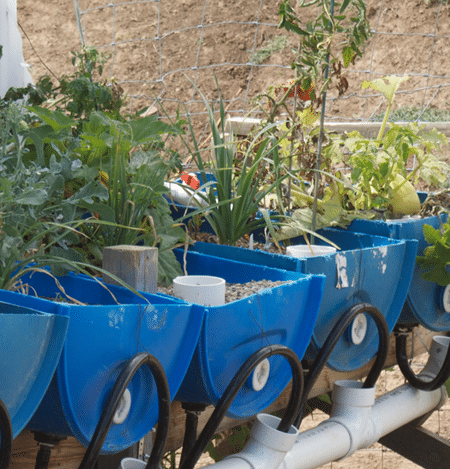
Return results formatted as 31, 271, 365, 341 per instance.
311, 0, 335, 242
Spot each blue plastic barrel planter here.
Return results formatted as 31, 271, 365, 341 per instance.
0, 302, 69, 439
186, 228, 418, 372
347, 192, 449, 331
172, 249, 325, 419
0, 271, 201, 454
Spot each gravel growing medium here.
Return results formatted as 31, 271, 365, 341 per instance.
159, 279, 291, 304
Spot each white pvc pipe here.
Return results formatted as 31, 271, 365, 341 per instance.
164, 182, 210, 208
286, 245, 336, 258
209, 336, 449, 469
121, 336, 450, 469
173, 275, 226, 306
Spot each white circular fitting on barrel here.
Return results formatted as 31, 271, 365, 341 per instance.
286, 244, 336, 258
442, 285, 450, 313
350, 313, 367, 345
113, 388, 132, 425
251, 358, 270, 391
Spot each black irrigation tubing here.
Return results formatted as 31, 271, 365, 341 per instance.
396, 329, 450, 391
77, 352, 170, 469
178, 344, 304, 469
294, 302, 390, 428
0, 397, 12, 469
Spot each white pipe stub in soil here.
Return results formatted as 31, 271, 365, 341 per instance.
173, 275, 226, 306
286, 245, 337, 258
120, 458, 146, 469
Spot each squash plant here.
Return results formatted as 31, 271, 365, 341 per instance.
275, 75, 450, 242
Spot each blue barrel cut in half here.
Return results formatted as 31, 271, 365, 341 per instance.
0, 302, 69, 439
186, 227, 417, 372
172, 249, 325, 419
0, 271, 202, 454
347, 192, 449, 331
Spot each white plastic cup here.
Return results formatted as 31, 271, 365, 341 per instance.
286, 244, 337, 258
120, 458, 146, 469
173, 275, 226, 306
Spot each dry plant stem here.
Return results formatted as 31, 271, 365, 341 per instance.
183, 226, 189, 276
147, 215, 158, 247
302, 231, 315, 256
29, 268, 87, 305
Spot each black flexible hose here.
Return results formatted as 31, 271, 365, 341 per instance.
178, 344, 304, 469
35, 444, 52, 469
293, 302, 390, 428
179, 403, 207, 468
0, 397, 12, 469
77, 352, 171, 469
396, 327, 450, 391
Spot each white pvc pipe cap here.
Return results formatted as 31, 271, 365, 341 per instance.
350, 313, 368, 345
173, 275, 226, 306
113, 388, 132, 425
286, 244, 336, 258
250, 358, 270, 391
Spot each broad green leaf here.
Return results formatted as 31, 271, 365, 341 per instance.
16, 189, 48, 205
28, 107, 76, 131
361, 76, 409, 105
66, 180, 109, 204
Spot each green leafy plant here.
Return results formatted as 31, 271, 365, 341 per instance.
274, 0, 370, 115
19, 46, 124, 121
417, 222, 450, 286
327, 76, 448, 215
250, 36, 289, 64
1, 48, 190, 285
370, 105, 450, 123
275, 75, 450, 241
180, 82, 291, 246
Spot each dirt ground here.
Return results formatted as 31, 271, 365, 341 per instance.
15, 0, 450, 468
17, 0, 450, 126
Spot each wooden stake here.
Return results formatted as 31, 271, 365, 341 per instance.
102, 245, 158, 294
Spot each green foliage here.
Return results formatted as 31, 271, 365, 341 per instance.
323, 77, 449, 213
370, 105, 450, 123
25, 46, 124, 121
182, 81, 290, 246
250, 35, 289, 64
0, 46, 189, 286
205, 425, 251, 462
278, 0, 370, 101
417, 222, 450, 286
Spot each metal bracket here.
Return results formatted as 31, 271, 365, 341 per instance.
379, 412, 450, 469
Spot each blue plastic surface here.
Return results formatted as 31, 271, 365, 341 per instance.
174, 250, 325, 419
347, 193, 449, 331
0, 301, 69, 438
187, 227, 418, 372
0, 271, 204, 454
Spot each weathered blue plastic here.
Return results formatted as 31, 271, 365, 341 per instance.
0, 301, 69, 438
0, 271, 203, 454
173, 250, 325, 419
347, 192, 449, 331
187, 228, 418, 372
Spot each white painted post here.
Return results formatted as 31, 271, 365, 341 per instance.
102, 245, 158, 294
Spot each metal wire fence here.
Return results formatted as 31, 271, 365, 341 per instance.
73, 0, 450, 141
